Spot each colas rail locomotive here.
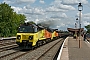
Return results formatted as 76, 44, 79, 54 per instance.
16, 22, 62, 49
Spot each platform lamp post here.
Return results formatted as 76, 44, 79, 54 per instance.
76, 18, 78, 28
78, 3, 83, 48
75, 18, 78, 40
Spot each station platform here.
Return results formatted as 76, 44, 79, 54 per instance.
57, 36, 90, 60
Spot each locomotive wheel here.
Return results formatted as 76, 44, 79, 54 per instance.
39, 41, 42, 46
46, 39, 50, 43
42, 40, 46, 45
48, 38, 51, 42
36, 41, 40, 47
36, 41, 43, 47
31, 46, 35, 50
40, 41, 43, 46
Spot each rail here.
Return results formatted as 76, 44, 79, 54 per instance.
0, 37, 16, 40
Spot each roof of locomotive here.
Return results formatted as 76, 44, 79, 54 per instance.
20, 22, 37, 27
19, 23, 57, 33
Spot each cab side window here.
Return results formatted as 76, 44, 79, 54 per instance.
34, 27, 37, 32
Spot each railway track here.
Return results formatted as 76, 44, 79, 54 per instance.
0, 49, 26, 60
10, 38, 65, 60
0, 44, 20, 60
0, 44, 18, 52
36, 38, 64, 60
0, 42, 16, 46
0, 36, 67, 60
0, 45, 33, 60
0, 40, 15, 44
0, 38, 16, 48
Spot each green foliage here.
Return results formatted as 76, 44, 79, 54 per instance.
0, 3, 26, 37
85, 25, 90, 33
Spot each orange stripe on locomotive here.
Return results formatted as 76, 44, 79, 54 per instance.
44, 29, 52, 39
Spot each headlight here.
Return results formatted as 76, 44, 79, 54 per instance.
17, 35, 21, 40
28, 36, 33, 40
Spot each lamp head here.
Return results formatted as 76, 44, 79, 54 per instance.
78, 3, 83, 11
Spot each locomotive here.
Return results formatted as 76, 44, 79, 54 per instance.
16, 22, 60, 49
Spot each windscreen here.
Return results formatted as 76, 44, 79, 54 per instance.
18, 25, 34, 33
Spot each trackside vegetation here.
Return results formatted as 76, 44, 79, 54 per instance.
0, 2, 26, 37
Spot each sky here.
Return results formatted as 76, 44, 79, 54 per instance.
0, 0, 90, 31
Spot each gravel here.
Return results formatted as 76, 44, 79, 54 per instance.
0, 38, 65, 60
15, 38, 63, 60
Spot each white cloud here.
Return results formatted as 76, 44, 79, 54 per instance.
51, 0, 62, 5
57, 4, 76, 10
83, 13, 90, 17
56, 25, 61, 28
11, 6, 46, 24
3, 0, 14, 4
11, 6, 22, 13
80, 0, 88, 4
17, 0, 36, 3
3, 0, 36, 4
81, 13, 90, 20
50, 0, 75, 11
83, 21, 90, 26
61, 13, 68, 18
39, 0, 45, 4
62, 0, 78, 5
25, 5, 32, 9
16, 6, 45, 15
50, 13, 67, 18
46, 6, 67, 12
33, 8, 45, 15
35, 19, 40, 24
84, 17, 90, 19
62, 0, 88, 5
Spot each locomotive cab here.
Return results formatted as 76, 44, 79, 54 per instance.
16, 23, 38, 49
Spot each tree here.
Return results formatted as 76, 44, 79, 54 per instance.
85, 25, 90, 33
0, 3, 26, 37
